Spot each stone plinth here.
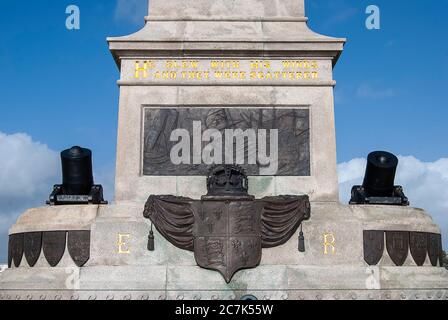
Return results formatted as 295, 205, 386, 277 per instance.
1, 202, 447, 300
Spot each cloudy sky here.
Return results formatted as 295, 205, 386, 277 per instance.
0, 0, 447, 263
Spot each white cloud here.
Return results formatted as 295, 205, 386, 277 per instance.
115, 0, 147, 25
0, 132, 115, 263
0, 133, 59, 199
0, 132, 60, 262
356, 83, 397, 100
338, 156, 448, 249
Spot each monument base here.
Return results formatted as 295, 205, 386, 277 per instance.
0, 265, 447, 300
1, 202, 447, 300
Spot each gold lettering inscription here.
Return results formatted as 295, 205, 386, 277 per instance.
282, 60, 318, 69
211, 60, 240, 69
133, 60, 320, 82
166, 60, 199, 69
323, 233, 336, 255
250, 60, 271, 70
181, 71, 210, 80
117, 234, 131, 254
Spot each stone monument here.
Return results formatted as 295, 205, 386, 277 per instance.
0, 0, 447, 300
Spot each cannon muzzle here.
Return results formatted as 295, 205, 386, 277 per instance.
61, 146, 94, 195
350, 151, 409, 206
362, 151, 398, 197
47, 146, 107, 205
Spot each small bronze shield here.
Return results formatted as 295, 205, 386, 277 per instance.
8, 235, 13, 268
68, 231, 91, 267
24, 232, 43, 267
440, 235, 444, 266
386, 231, 409, 266
428, 233, 442, 267
409, 232, 427, 266
194, 199, 263, 283
10, 233, 24, 268
363, 231, 384, 266
43, 231, 67, 267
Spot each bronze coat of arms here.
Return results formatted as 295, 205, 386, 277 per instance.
144, 165, 311, 283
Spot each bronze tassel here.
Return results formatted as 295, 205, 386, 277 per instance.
148, 224, 155, 251
298, 224, 305, 253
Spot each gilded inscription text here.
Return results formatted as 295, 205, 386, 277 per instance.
134, 59, 320, 82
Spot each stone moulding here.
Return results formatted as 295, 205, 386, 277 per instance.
107, 0, 346, 67
144, 16, 310, 22
8, 231, 91, 268
364, 230, 443, 267
116, 80, 338, 87
0, 289, 447, 301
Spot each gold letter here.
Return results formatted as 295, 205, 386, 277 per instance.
134, 61, 148, 79
210, 61, 218, 69
117, 234, 131, 254
324, 233, 336, 255
250, 61, 259, 70
190, 60, 199, 69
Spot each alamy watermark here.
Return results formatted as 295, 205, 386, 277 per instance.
366, 5, 381, 30
66, 5, 80, 30
65, 267, 80, 290
170, 121, 279, 175
65, 4, 380, 31
365, 266, 381, 290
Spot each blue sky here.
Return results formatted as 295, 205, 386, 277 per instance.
0, 0, 447, 262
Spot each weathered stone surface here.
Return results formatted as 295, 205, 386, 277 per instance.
147, 0, 306, 19
1, 263, 447, 300
9, 205, 99, 234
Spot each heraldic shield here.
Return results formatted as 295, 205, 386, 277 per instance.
363, 231, 385, 266
143, 165, 311, 283
194, 199, 263, 283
